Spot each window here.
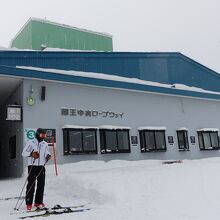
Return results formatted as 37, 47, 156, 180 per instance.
177, 130, 189, 150
9, 135, 16, 159
139, 130, 166, 152
198, 131, 220, 150
63, 128, 97, 155
100, 129, 130, 153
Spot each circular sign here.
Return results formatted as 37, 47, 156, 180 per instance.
27, 96, 36, 106
27, 130, 36, 140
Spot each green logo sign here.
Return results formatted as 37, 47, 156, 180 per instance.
27, 96, 36, 106
27, 130, 36, 140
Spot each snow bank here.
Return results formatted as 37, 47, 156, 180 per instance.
2, 158, 220, 220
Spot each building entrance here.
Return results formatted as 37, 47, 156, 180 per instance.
0, 76, 23, 178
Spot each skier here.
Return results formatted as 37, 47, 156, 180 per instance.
22, 128, 51, 210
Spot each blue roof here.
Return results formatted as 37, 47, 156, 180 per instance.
0, 51, 220, 100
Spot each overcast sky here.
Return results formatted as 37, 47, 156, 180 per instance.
1, 0, 220, 72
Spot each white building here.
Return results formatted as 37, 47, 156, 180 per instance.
0, 51, 220, 178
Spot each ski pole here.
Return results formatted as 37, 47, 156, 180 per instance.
16, 160, 48, 211
14, 158, 36, 210
52, 136, 58, 176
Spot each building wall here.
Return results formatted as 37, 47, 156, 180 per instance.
11, 22, 32, 49
31, 20, 113, 51
22, 79, 220, 165
11, 19, 113, 51
0, 83, 23, 178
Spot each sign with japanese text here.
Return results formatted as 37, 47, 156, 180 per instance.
61, 107, 124, 119
6, 105, 22, 121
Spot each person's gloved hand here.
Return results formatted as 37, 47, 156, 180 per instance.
31, 151, 39, 159
46, 154, 51, 161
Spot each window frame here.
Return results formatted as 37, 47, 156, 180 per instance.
197, 131, 220, 150
176, 130, 189, 151
139, 129, 167, 152
63, 128, 98, 155
100, 129, 131, 154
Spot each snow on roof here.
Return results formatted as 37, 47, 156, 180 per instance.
0, 46, 24, 51
43, 47, 98, 52
176, 127, 188, 131
0, 46, 9, 50
17, 66, 172, 88
138, 126, 166, 131
197, 128, 219, 132
172, 84, 210, 92
0, 46, 35, 51
16, 66, 220, 96
62, 125, 99, 129
99, 125, 131, 130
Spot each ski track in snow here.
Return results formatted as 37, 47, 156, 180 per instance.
1, 158, 220, 219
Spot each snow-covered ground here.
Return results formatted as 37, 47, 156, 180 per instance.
1, 158, 220, 219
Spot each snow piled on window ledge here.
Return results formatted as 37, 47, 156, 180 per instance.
197, 128, 219, 132
138, 126, 166, 131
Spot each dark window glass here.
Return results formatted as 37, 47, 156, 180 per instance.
83, 130, 96, 151
9, 135, 16, 159
139, 131, 145, 151
177, 132, 185, 149
155, 131, 166, 150
63, 129, 97, 155
139, 130, 166, 152
203, 133, 211, 148
177, 131, 189, 150
105, 131, 117, 151
100, 129, 130, 153
117, 131, 129, 150
69, 130, 82, 152
145, 131, 155, 150
63, 130, 69, 154
198, 132, 204, 149
198, 131, 219, 150
210, 132, 218, 148
100, 130, 106, 152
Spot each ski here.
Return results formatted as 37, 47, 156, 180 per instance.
51, 204, 86, 210
0, 196, 25, 201
19, 207, 90, 219
29, 204, 86, 212
1, 194, 45, 201
11, 204, 86, 215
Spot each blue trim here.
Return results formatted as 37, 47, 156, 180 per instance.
1, 65, 220, 100
0, 51, 181, 57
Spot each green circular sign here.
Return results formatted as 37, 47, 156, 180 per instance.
27, 130, 36, 140
27, 96, 36, 106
